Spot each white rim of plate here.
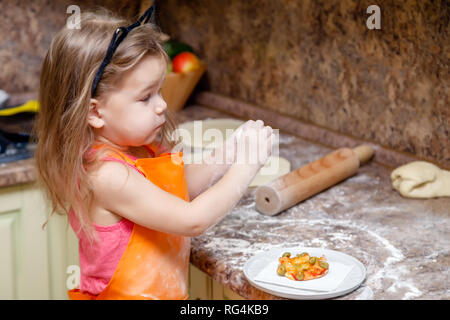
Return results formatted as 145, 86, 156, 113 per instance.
243, 246, 367, 300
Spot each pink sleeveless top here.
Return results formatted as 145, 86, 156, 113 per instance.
68, 146, 157, 295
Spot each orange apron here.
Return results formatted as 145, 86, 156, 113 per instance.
68, 144, 191, 300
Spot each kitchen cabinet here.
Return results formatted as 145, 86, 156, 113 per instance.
188, 264, 245, 300
0, 182, 243, 300
0, 183, 78, 299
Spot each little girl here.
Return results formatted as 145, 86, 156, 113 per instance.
34, 7, 274, 300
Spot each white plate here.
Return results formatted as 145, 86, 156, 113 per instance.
243, 247, 366, 300
177, 118, 245, 150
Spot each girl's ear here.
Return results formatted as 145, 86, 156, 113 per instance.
87, 99, 105, 129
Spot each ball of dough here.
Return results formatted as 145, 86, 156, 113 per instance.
390, 161, 450, 198
249, 156, 291, 187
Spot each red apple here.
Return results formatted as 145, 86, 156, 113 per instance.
172, 52, 200, 73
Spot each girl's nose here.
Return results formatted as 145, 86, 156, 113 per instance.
155, 97, 167, 114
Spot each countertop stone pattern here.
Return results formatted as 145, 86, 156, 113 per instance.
177, 105, 450, 300
1, 104, 449, 299
157, 0, 450, 168
0, 159, 36, 188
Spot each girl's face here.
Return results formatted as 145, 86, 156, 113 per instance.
89, 54, 167, 147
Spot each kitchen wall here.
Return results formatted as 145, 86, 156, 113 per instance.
1, 0, 448, 167
156, 0, 449, 168
0, 0, 141, 94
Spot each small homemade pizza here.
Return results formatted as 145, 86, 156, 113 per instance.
277, 251, 329, 281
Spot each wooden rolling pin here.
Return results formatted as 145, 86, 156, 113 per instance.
255, 145, 374, 216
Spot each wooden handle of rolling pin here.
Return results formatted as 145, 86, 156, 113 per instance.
255, 144, 374, 216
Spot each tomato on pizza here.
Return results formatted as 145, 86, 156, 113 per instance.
277, 251, 329, 281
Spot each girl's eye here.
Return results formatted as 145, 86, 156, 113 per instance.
140, 94, 152, 102
140, 90, 162, 102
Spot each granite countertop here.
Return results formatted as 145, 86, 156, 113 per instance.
177, 104, 450, 300
1, 103, 449, 300
0, 158, 36, 188
0, 104, 37, 188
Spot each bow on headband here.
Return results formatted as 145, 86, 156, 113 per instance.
91, 5, 155, 97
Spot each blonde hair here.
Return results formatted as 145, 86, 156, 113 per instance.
33, 8, 180, 243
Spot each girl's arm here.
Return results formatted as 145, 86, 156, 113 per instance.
183, 120, 250, 200
183, 142, 233, 200
90, 121, 273, 237
90, 159, 260, 237
184, 161, 228, 201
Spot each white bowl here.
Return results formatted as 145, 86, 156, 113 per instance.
176, 118, 245, 151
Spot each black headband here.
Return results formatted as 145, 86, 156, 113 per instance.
91, 5, 155, 97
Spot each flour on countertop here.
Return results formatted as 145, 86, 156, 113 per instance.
185, 110, 450, 299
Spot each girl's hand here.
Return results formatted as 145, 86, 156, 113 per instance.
206, 120, 274, 168
232, 119, 274, 168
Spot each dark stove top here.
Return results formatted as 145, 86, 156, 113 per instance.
0, 113, 35, 163
0, 129, 36, 164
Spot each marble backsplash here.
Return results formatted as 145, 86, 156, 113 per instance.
0, 0, 448, 167
0, 0, 141, 93
156, 0, 449, 168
